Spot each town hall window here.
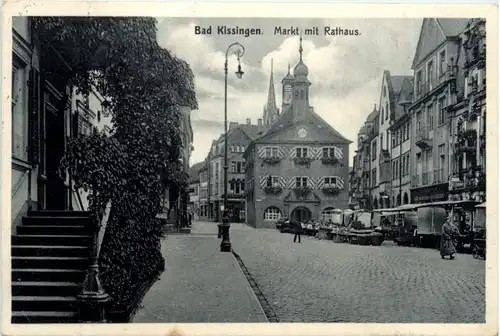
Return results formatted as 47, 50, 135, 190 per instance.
324, 176, 337, 187
296, 147, 308, 158
266, 175, 279, 187
265, 146, 279, 157
295, 177, 308, 188
322, 147, 336, 158
264, 207, 282, 221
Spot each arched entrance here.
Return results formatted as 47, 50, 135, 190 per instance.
291, 206, 312, 222
403, 193, 409, 204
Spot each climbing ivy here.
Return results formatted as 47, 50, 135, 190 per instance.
34, 17, 197, 313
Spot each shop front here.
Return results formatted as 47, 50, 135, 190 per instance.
410, 183, 449, 204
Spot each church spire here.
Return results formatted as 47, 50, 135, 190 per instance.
263, 58, 279, 126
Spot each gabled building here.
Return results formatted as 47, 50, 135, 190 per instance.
409, 18, 470, 204
244, 37, 352, 228
374, 71, 413, 208
387, 76, 414, 206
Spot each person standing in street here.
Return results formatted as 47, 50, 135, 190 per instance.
293, 220, 302, 243
440, 217, 459, 259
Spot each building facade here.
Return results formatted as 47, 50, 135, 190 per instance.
245, 37, 352, 228
206, 119, 268, 222
448, 18, 486, 203
197, 160, 209, 220
350, 106, 378, 210
409, 18, 470, 204
387, 76, 414, 206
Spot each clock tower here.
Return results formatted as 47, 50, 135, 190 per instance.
291, 35, 311, 122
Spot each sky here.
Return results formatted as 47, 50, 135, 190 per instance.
156, 18, 423, 167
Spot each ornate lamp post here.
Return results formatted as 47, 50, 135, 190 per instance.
218, 42, 245, 252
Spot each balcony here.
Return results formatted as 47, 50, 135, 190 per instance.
415, 126, 433, 149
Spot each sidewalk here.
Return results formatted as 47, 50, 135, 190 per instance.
132, 221, 268, 323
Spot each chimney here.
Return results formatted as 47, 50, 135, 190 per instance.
229, 122, 238, 130
246, 118, 251, 125
258, 118, 263, 126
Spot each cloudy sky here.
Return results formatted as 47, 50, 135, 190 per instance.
156, 18, 423, 166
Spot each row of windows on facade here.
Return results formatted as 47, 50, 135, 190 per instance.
265, 147, 338, 158
415, 48, 449, 95
267, 176, 341, 188
212, 144, 246, 155
263, 206, 338, 221
369, 99, 449, 162
364, 146, 448, 188
230, 145, 246, 153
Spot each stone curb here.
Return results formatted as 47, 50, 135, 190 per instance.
232, 251, 279, 323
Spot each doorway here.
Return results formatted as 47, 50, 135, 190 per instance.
44, 101, 66, 210
291, 206, 312, 222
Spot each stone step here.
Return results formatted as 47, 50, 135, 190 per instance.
17, 225, 88, 236
12, 281, 82, 297
22, 216, 90, 226
12, 268, 86, 282
12, 296, 78, 312
12, 245, 88, 258
28, 210, 91, 217
11, 311, 78, 324
12, 256, 88, 269
12, 235, 91, 246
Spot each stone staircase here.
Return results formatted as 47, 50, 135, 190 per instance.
11, 210, 92, 323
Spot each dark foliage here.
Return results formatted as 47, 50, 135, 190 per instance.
35, 17, 197, 312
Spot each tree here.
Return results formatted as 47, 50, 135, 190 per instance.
34, 17, 197, 313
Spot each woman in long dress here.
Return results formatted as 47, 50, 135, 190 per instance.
440, 217, 459, 259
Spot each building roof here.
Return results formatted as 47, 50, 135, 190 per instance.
412, 18, 470, 69
188, 161, 205, 182
436, 18, 471, 36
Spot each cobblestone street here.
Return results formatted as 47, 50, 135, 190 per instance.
197, 221, 485, 323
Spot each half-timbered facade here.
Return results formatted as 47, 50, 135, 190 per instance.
244, 37, 352, 228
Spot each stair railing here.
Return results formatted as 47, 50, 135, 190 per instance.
77, 169, 111, 323
73, 184, 85, 211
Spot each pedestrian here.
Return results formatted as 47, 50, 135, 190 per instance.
293, 220, 302, 243
440, 217, 459, 259
188, 212, 192, 227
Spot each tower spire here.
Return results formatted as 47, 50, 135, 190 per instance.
299, 30, 303, 61
287, 62, 291, 74
263, 58, 278, 126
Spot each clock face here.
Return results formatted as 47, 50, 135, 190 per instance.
297, 128, 308, 139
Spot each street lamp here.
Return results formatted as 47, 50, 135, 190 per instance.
219, 42, 245, 252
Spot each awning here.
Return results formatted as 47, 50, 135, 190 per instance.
476, 202, 486, 208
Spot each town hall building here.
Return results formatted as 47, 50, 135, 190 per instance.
244, 37, 352, 229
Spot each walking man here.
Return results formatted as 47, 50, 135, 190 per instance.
293, 220, 302, 243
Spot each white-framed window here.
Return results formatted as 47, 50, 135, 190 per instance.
295, 176, 308, 188
241, 145, 245, 152
324, 176, 337, 187
12, 59, 27, 160
231, 161, 236, 172
266, 175, 279, 187
230, 145, 235, 152
264, 207, 282, 221
265, 146, 279, 157
296, 147, 308, 158
322, 147, 336, 158
438, 96, 447, 125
